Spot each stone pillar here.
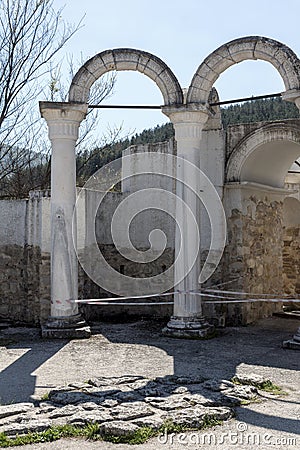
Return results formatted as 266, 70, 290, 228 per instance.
39, 102, 91, 338
161, 106, 215, 338
281, 89, 300, 350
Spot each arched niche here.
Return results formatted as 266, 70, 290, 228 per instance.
226, 123, 300, 188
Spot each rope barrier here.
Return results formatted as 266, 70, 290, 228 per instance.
74, 287, 300, 305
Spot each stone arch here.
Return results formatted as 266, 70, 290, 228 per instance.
187, 36, 300, 105
226, 123, 300, 188
69, 48, 183, 106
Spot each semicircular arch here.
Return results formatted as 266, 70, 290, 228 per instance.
226, 123, 300, 188
69, 48, 183, 106
187, 36, 300, 105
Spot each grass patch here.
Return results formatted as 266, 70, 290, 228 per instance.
0, 425, 82, 448
240, 397, 262, 405
40, 392, 50, 401
103, 427, 156, 444
231, 377, 287, 395
0, 414, 225, 447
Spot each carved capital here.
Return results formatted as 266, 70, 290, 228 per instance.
39, 102, 88, 141
281, 89, 300, 110
162, 105, 210, 142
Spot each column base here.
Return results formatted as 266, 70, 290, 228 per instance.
282, 327, 300, 350
162, 316, 215, 339
41, 314, 91, 339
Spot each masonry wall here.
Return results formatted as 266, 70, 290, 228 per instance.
282, 196, 300, 298
220, 185, 286, 324
1, 128, 299, 326
0, 195, 51, 324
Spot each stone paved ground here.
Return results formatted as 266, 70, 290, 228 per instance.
0, 316, 299, 449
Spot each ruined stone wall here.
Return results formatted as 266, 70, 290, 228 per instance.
283, 226, 300, 297
282, 196, 300, 299
0, 194, 51, 325
220, 186, 285, 325
78, 245, 174, 321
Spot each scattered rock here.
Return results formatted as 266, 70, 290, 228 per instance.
0, 374, 277, 440
232, 374, 269, 387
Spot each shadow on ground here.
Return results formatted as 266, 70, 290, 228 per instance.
0, 316, 299, 436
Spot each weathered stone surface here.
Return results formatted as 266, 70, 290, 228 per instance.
162, 406, 232, 428
0, 403, 34, 419
88, 375, 144, 387
112, 390, 143, 402
145, 395, 191, 411
49, 390, 102, 405
97, 399, 119, 408
132, 414, 164, 430
232, 373, 270, 387
37, 402, 56, 414
67, 409, 112, 425
80, 402, 102, 410
0, 419, 51, 437
203, 379, 235, 392
229, 385, 257, 399
48, 405, 83, 418
99, 420, 140, 436
0, 373, 284, 440
110, 402, 155, 420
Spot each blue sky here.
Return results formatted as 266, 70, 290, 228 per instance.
53, 0, 300, 137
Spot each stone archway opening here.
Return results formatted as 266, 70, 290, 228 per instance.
93, 70, 170, 134
38, 37, 300, 339
69, 48, 183, 106
187, 36, 300, 106
213, 59, 285, 100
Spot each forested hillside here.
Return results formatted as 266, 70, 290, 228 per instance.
221, 97, 299, 127
79, 97, 299, 181
1, 97, 299, 198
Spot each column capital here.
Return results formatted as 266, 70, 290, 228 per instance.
162, 104, 210, 141
281, 89, 300, 110
39, 101, 88, 141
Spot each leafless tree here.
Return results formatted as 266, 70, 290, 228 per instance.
0, 0, 117, 198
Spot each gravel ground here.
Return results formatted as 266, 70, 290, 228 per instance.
0, 316, 299, 449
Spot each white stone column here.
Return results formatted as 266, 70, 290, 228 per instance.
39, 102, 91, 338
161, 106, 214, 338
